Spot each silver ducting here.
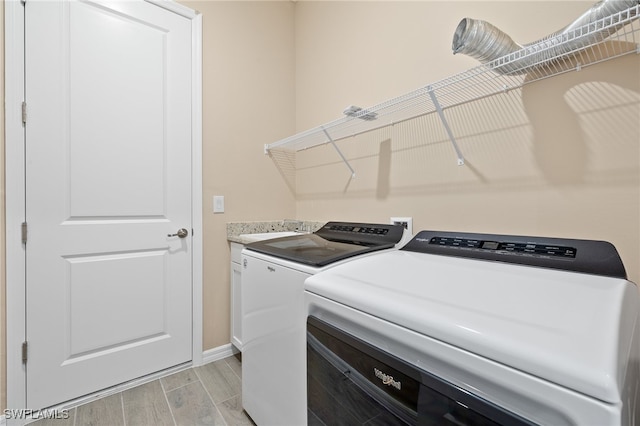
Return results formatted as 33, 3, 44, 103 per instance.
452, 0, 640, 74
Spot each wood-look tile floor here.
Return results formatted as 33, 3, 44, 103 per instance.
31, 356, 254, 426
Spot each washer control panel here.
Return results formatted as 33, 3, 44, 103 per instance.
325, 224, 391, 236
317, 222, 405, 246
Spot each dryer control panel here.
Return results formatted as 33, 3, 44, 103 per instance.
402, 230, 626, 279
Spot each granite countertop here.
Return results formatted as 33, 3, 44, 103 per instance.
227, 220, 325, 244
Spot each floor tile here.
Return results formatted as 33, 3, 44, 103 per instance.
75, 393, 124, 426
122, 380, 173, 426
224, 356, 242, 379
29, 356, 245, 426
166, 381, 226, 426
217, 395, 255, 426
161, 368, 200, 393
195, 360, 241, 404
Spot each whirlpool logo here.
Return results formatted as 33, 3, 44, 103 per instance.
374, 368, 401, 390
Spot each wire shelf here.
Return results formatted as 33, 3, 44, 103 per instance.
266, 5, 639, 159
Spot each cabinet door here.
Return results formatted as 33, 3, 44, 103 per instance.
231, 261, 243, 350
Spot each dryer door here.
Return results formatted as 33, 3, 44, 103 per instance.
307, 316, 536, 426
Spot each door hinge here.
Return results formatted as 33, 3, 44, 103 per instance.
22, 341, 28, 364
21, 101, 27, 124
21, 222, 28, 244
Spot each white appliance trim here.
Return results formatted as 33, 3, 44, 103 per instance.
3, 0, 203, 411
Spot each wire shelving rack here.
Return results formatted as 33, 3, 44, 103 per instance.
265, 5, 640, 176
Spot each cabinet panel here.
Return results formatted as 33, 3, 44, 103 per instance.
231, 261, 242, 350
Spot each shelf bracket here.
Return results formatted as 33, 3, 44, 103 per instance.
322, 128, 356, 179
428, 86, 465, 166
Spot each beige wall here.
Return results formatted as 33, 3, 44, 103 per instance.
294, 1, 640, 283
177, 0, 297, 350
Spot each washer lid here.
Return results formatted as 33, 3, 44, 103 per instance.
244, 233, 396, 266
304, 250, 639, 403
244, 221, 405, 267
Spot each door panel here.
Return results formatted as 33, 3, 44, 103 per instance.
66, 250, 167, 356
69, 2, 166, 217
25, 0, 192, 409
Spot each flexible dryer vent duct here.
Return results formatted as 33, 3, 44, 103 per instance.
452, 0, 639, 74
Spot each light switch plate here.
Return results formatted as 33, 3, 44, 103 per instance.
213, 195, 225, 213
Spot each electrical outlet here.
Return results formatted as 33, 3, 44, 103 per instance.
390, 217, 413, 235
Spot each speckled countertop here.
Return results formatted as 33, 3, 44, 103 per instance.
227, 220, 325, 244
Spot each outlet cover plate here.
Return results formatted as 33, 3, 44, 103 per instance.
390, 217, 413, 235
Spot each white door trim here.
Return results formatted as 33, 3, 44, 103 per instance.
3, 0, 203, 411
191, 9, 204, 369
5, 0, 27, 413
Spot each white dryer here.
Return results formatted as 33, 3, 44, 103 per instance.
241, 221, 410, 425
305, 230, 639, 425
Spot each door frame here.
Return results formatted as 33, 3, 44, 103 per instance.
4, 0, 203, 411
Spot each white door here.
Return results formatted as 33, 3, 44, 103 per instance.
25, 0, 193, 409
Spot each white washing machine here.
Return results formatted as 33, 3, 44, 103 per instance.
305, 230, 639, 425
241, 221, 410, 426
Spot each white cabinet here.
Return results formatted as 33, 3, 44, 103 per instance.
230, 242, 244, 351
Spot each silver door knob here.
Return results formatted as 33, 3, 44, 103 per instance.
168, 228, 189, 238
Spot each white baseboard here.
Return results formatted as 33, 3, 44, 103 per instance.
201, 343, 237, 365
